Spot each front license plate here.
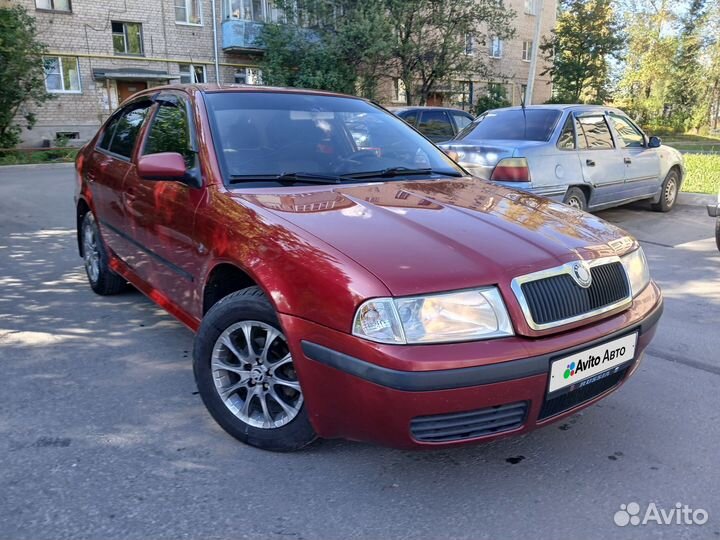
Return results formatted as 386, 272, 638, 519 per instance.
548, 332, 638, 394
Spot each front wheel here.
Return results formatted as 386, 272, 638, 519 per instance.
651, 169, 679, 212
715, 218, 720, 252
193, 287, 316, 452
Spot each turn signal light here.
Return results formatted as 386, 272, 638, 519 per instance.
490, 158, 530, 182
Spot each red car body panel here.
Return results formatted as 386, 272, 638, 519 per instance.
75, 85, 663, 448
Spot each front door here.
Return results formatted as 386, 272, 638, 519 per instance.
608, 113, 661, 199
574, 114, 627, 207
117, 81, 148, 104
122, 93, 206, 319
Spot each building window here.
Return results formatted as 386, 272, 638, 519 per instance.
179, 64, 206, 83
464, 34, 474, 55
35, 0, 71, 12
522, 40, 533, 61
489, 37, 503, 58
224, 0, 286, 22
393, 78, 406, 103
112, 22, 144, 56
175, 0, 202, 24
524, 0, 537, 15
234, 68, 263, 84
43, 56, 81, 93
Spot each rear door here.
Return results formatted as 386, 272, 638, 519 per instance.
417, 110, 455, 143
574, 113, 627, 207
123, 92, 206, 318
88, 100, 152, 262
608, 112, 660, 199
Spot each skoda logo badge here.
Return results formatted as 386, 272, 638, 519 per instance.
571, 262, 592, 288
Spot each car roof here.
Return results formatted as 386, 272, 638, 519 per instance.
133, 83, 367, 101
489, 104, 627, 114
389, 106, 472, 114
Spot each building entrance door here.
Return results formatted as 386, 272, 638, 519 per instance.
117, 81, 148, 103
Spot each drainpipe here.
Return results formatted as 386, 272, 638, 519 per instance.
525, 0, 545, 105
211, 0, 221, 85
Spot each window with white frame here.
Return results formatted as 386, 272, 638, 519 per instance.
175, 0, 202, 24
35, 0, 71, 12
43, 56, 81, 93
489, 36, 503, 58
393, 78, 406, 102
464, 34, 474, 55
524, 0, 537, 15
179, 64, 206, 83
522, 40, 533, 61
234, 67, 263, 85
224, 0, 287, 22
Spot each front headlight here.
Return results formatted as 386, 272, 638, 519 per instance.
620, 247, 651, 297
352, 288, 514, 344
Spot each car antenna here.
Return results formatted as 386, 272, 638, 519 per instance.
520, 84, 528, 139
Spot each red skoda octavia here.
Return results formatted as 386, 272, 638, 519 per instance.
75, 85, 662, 451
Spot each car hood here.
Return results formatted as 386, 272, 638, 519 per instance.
232, 178, 630, 297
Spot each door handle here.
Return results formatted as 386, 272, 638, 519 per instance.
624, 157, 632, 164
586, 159, 596, 167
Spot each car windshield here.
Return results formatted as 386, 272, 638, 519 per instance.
204, 92, 462, 184
454, 109, 561, 142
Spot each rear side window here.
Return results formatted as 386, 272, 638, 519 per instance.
418, 110, 454, 142
557, 115, 575, 150
576, 115, 615, 150
108, 103, 151, 158
451, 112, 472, 132
144, 103, 193, 167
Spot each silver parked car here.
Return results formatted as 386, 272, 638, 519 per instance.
440, 105, 685, 212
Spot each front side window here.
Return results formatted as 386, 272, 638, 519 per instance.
43, 56, 81, 93
609, 114, 645, 148
35, 0, 71, 11
576, 115, 615, 150
204, 92, 462, 183
522, 40, 533, 61
112, 22, 144, 55
144, 103, 194, 167
175, 0, 202, 24
489, 37, 503, 58
455, 109, 561, 142
108, 103, 151, 158
179, 64, 206, 84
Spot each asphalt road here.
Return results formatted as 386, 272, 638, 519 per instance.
1, 164, 719, 540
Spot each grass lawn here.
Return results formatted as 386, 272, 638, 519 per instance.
663, 134, 720, 154
682, 153, 720, 195
0, 148, 78, 166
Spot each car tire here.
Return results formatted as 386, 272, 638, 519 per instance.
80, 212, 128, 295
651, 169, 680, 212
193, 287, 317, 452
563, 187, 588, 211
715, 218, 720, 252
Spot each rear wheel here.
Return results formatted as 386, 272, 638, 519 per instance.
81, 212, 127, 295
563, 187, 588, 211
651, 169, 679, 212
193, 287, 316, 452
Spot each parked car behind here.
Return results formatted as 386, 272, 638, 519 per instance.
708, 192, 720, 251
390, 106, 474, 143
75, 85, 662, 451
440, 105, 685, 213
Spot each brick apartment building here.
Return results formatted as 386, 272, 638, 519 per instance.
18, 0, 555, 147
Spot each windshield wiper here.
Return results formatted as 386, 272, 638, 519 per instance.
229, 172, 343, 185
343, 167, 462, 180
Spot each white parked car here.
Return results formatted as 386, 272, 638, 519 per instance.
440, 105, 685, 212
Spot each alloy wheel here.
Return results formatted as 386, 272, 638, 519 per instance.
83, 219, 100, 283
211, 321, 303, 429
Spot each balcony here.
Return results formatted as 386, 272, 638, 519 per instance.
221, 20, 265, 52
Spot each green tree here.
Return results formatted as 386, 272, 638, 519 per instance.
386, 0, 515, 105
474, 84, 511, 115
540, 0, 625, 104
0, 5, 52, 148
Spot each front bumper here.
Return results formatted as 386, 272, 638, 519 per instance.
280, 282, 663, 449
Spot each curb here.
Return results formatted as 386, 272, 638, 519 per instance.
678, 192, 717, 208
0, 162, 74, 171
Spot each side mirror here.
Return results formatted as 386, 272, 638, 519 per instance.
648, 136, 662, 148
137, 152, 187, 181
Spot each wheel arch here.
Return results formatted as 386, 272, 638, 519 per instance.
202, 262, 262, 315
76, 197, 91, 257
